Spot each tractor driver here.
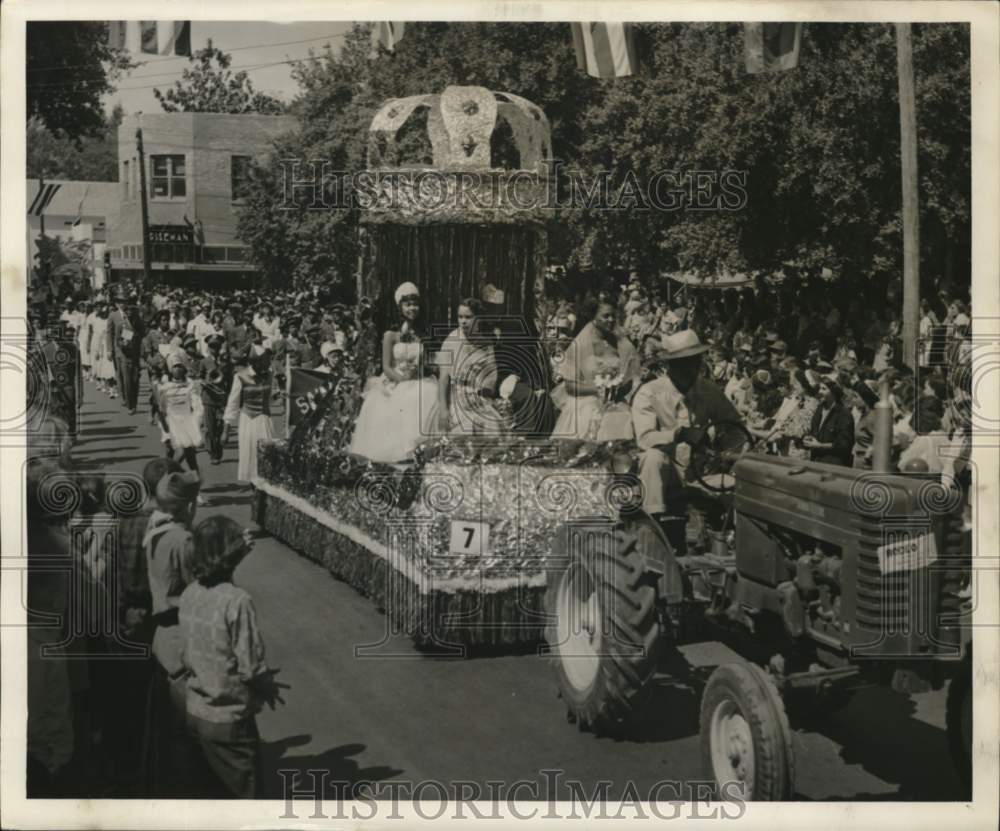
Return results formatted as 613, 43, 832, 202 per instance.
631, 329, 744, 554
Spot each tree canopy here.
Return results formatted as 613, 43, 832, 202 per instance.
153, 41, 287, 114
235, 22, 970, 300
26, 22, 135, 141
27, 106, 123, 182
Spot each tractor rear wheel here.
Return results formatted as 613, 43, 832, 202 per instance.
946, 653, 972, 788
700, 661, 795, 801
545, 523, 663, 735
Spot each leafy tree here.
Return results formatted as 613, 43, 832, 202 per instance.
237, 21, 970, 301
154, 41, 287, 114
572, 22, 969, 292
27, 106, 123, 181
26, 22, 135, 140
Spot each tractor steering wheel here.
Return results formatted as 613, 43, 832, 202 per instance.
685, 418, 755, 493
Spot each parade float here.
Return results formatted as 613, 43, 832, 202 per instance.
252, 85, 630, 648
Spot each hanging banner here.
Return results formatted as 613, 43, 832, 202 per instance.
288, 367, 335, 428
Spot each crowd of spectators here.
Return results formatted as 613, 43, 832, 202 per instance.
546, 274, 973, 479
24, 270, 973, 798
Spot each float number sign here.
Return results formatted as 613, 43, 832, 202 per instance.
449, 520, 491, 556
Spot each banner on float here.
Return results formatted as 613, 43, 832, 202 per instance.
287, 365, 332, 431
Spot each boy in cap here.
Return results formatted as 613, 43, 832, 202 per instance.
105, 457, 183, 783
179, 515, 283, 798
142, 469, 201, 795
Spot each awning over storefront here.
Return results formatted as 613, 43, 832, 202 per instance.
662, 266, 835, 290
663, 271, 755, 289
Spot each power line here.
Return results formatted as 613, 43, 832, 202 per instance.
30, 57, 302, 87
26, 30, 351, 74
28, 57, 310, 91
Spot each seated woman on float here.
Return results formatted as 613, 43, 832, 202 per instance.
437, 298, 504, 435
348, 282, 438, 463
551, 298, 641, 442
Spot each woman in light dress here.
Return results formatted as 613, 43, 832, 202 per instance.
349, 282, 439, 462
749, 369, 820, 458
437, 298, 503, 435
89, 303, 117, 396
78, 302, 94, 380
158, 351, 205, 476
551, 299, 640, 441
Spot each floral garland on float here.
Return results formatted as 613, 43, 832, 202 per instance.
255, 429, 637, 649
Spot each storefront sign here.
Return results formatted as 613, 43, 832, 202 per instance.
148, 225, 193, 244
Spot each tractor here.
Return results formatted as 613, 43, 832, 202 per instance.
544, 418, 972, 800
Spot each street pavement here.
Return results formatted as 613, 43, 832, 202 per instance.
70, 374, 967, 803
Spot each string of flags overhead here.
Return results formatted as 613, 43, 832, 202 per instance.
374, 20, 803, 77
376, 22, 406, 53
103, 20, 802, 75
107, 21, 192, 56
571, 23, 638, 79
744, 23, 803, 74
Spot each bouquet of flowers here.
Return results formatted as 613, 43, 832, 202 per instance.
592, 355, 624, 403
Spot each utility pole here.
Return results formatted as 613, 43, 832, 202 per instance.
136, 127, 153, 288
38, 173, 46, 237
895, 23, 920, 370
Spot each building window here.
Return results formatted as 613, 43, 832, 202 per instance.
230, 156, 253, 203
150, 242, 194, 264
123, 161, 130, 197
150, 154, 186, 199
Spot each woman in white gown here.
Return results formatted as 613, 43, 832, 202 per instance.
348, 282, 438, 463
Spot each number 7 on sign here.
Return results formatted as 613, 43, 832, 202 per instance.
449, 520, 490, 556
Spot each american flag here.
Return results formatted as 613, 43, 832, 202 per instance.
28, 182, 60, 217
571, 22, 638, 79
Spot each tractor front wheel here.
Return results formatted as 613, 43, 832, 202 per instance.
545, 523, 662, 735
700, 662, 795, 801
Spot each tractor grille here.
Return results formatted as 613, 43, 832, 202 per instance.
936, 511, 969, 648
854, 510, 968, 647
855, 518, 910, 634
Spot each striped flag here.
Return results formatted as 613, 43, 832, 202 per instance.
29, 183, 61, 217
106, 21, 191, 56
570, 22, 638, 78
376, 22, 406, 52
745, 23, 802, 74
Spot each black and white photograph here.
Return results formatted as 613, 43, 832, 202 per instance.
1, 2, 997, 827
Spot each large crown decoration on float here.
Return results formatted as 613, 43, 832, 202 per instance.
362, 85, 554, 225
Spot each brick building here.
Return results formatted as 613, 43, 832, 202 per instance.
107, 111, 296, 287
